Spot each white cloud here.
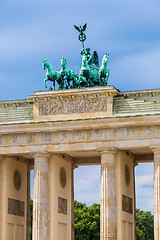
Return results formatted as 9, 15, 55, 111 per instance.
135, 175, 153, 188
74, 166, 100, 206
135, 163, 154, 212
111, 48, 160, 90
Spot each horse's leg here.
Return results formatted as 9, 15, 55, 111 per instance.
53, 80, 55, 90
44, 79, 49, 88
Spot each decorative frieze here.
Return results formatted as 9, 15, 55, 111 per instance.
0, 125, 160, 148
59, 131, 70, 143
126, 127, 138, 138
72, 130, 88, 142
42, 133, 52, 144
145, 126, 156, 138
26, 134, 36, 145
39, 97, 108, 116
90, 129, 106, 142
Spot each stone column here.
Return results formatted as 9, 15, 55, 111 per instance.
154, 149, 160, 240
27, 165, 31, 240
71, 164, 75, 240
100, 150, 117, 240
133, 161, 137, 240
33, 153, 50, 240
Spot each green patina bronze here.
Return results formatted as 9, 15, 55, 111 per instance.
43, 24, 110, 90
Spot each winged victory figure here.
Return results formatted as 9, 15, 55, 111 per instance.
74, 23, 87, 48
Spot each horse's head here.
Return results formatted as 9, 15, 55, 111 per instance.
61, 58, 67, 69
102, 53, 109, 65
42, 60, 48, 70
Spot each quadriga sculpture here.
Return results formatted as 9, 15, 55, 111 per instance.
43, 24, 110, 90
43, 49, 110, 90
99, 53, 110, 86
60, 58, 79, 89
43, 60, 61, 90
43, 59, 78, 90
78, 50, 99, 87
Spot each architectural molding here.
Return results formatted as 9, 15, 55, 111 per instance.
0, 125, 159, 150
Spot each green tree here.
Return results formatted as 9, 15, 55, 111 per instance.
74, 200, 100, 240
30, 200, 154, 239
30, 199, 33, 240
136, 208, 154, 240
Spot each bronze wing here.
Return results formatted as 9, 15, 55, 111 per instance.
93, 51, 99, 68
82, 23, 87, 32
74, 25, 80, 32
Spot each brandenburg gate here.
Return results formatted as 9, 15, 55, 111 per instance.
0, 24, 159, 240
0, 85, 160, 240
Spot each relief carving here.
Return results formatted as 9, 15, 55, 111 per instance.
74, 130, 88, 142
109, 128, 118, 139
125, 165, 130, 186
0, 135, 3, 145
42, 133, 52, 143
59, 132, 69, 143
11, 135, 18, 144
14, 170, 22, 190
0, 125, 159, 149
59, 167, 67, 188
145, 127, 156, 138
58, 197, 67, 215
26, 134, 36, 144
48, 101, 64, 115
8, 198, 24, 217
39, 102, 48, 115
39, 97, 107, 115
91, 129, 102, 141
126, 127, 137, 138
122, 195, 133, 214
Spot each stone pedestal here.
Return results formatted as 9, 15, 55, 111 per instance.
154, 149, 160, 240
33, 153, 50, 240
100, 151, 117, 240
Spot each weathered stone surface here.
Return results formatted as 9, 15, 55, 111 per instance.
8, 198, 24, 217
100, 151, 117, 240
58, 197, 67, 215
33, 153, 50, 240
39, 97, 108, 115
122, 195, 133, 214
1, 87, 160, 240
153, 149, 160, 240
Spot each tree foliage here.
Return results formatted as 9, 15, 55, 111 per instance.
136, 208, 154, 240
74, 200, 100, 240
30, 200, 154, 240
30, 199, 33, 240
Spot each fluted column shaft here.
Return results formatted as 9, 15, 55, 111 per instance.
71, 164, 75, 240
33, 153, 50, 240
100, 151, 117, 240
154, 149, 160, 240
27, 165, 31, 240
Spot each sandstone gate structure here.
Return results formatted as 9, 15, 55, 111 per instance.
0, 86, 159, 239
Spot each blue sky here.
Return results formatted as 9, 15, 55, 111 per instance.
1, 0, 159, 212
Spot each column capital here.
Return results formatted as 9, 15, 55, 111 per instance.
32, 152, 51, 159
150, 147, 160, 153
100, 149, 117, 167
72, 163, 78, 170
97, 147, 117, 154
151, 147, 160, 165
133, 160, 138, 167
